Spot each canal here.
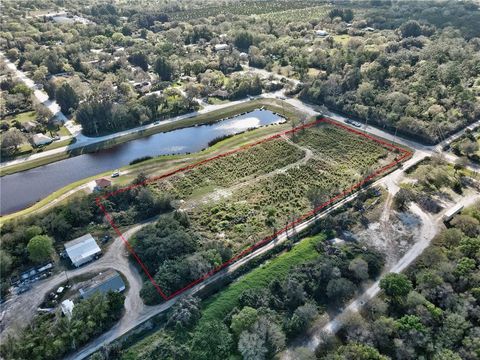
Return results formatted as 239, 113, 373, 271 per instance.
0, 109, 284, 215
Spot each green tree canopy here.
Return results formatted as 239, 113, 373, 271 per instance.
380, 273, 412, 301
55, 82, 79, 115
27, 235, 54, 263
154, 56, 173, 81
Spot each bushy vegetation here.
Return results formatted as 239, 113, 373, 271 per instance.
319, 203, 480, 359
189, 124, 391, 248
397, 156, 474, 213
451, 129, 480, 164
119, 230, 383, 360
0, 292, 125, 360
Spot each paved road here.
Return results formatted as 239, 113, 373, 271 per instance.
0, 59, 283, 171
3, 61, 479, 357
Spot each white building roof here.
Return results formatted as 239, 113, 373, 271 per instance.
64, 234, 101, 265
32, 133, 52, 146
61, 299, 74, 319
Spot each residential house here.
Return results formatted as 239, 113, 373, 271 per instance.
214, 43, 229, 52
32, 133, 53, 146
315, 30, 329, 37
23, 121, 38, 132
94, 178, 112, 191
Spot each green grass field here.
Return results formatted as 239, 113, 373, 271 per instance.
200, 233, 326, 324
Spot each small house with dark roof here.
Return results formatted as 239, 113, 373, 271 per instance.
94, 178, 112, 191
79, 270, 125, 299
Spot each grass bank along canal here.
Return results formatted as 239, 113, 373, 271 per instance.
0, 109, 284, 215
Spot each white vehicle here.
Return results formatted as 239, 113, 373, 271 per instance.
111, 170, 120, 178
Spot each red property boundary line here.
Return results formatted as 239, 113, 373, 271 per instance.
96, 117, 412, 301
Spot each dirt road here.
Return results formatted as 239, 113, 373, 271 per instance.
0, 222, 151, 341
282, 193, 480, 358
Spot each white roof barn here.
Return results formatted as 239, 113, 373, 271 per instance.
64, 234, 101, 267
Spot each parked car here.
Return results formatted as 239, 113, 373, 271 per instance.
111, 169, 120, 178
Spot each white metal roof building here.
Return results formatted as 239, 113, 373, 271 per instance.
64, 234, 101, 267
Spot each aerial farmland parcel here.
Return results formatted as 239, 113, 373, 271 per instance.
99, 119, 408, 301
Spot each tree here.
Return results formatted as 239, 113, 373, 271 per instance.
459, 140, 478, 157
230, 306, 258, 336
399, 20, 422, 38
349, 257, 369, 282
0, 250, 13, 275
190, 321, 233, 360
239, 317, 286, 359
432, 349, 462, 360
1, 128, 26, 154
55, 82, 79, 115
154, 56, 173, 81
27, 235, 54, 263
326, 343, 388, 360
379, 273, 412, 302
326, 278, 356, 305
451, 214, 479, 237
34, 104, 53, 124
167, 296, 200, 330
393, 188, 412, 211
287, 303, 318, 335
238, 331, 267, 360
25, 225, 43, 240
234, 31, 254, 50
44, 52, 62, 74
128, 52, 149, 71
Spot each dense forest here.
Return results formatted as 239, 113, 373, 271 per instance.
1, 0, 478, 141
114, 233, 385, 360
318, 202, 480, 360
